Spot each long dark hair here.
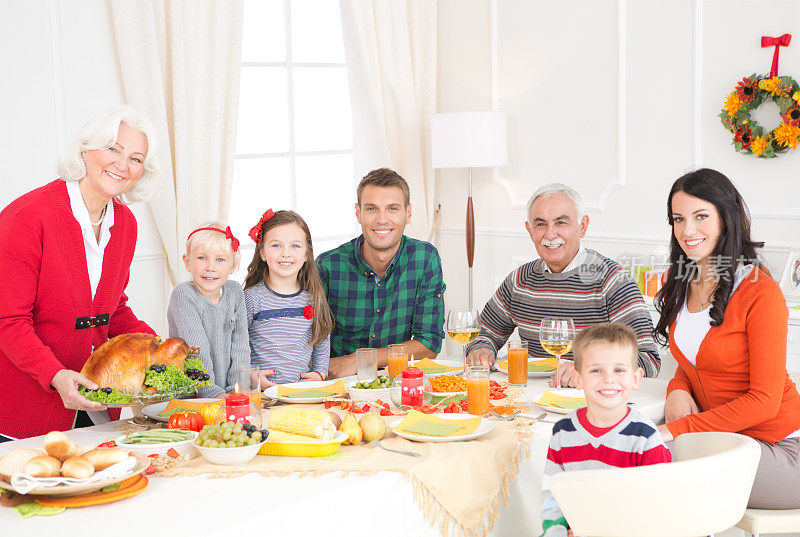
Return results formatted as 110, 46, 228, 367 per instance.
243, 210, 334, 346
653, 168, 764, 345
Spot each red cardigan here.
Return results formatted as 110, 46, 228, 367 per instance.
666, 268, 800, 444
0, 180, 155, 438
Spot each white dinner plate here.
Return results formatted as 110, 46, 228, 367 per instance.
263, 380, 345, 404
388, 414, 493, 443
142, 398, 221, 422
495, 356, 557, 378
529, 388, 587, 414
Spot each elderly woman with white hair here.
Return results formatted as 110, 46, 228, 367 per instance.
0, 106, 160, 440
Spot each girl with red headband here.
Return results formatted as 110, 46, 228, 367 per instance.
167, 222, 258, 397
243, 209, 333, 386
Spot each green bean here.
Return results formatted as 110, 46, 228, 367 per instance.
121, 429, 194, 444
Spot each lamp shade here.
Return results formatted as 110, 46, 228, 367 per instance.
430, 111, 508, 169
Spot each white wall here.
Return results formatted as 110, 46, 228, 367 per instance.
0, 0, 167, 334
436, 0, 800, 359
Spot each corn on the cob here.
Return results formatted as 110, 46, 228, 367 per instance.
276, 408, 335, 430
267, 409, 334, 439
266, 429, 333, 443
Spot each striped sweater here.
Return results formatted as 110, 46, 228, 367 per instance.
245, 282, 330, 384
541, 408, 672, 536
468, 249, 660, 377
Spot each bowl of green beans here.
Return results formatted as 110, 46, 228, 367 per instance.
116, 429, 199, 457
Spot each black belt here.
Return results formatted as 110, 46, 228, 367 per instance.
74, 313, 110, 330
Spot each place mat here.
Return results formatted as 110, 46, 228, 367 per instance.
535, 390, 587, 409
277, 380, 346, 398
161, 404, 529, 537
496, 357, 557, 373
413, 358, 464, 374
394, 410, 482, 437
158, 398, 223, 416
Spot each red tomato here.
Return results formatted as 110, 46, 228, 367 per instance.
144, 464, 156, 475
166, 448, 180, 459
168, 411, 204, 431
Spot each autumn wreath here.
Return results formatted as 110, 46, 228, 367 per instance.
719, 74, 800, 158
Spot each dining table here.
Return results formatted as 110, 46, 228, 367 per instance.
0, 368, 667, 537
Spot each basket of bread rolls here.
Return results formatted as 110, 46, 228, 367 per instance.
0, 431, 149, 496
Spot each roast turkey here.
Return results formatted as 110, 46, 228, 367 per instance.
80, 333, 199, 394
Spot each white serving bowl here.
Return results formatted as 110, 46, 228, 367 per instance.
195, 440, 265, 466
346, 380, 392, 402
116, 431, 199, 458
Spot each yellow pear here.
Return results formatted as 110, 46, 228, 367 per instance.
358, 412, 386, 442
339, 412, 362, 445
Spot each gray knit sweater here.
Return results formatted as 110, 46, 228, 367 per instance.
167, 280, 250, 397
467, 249, 660, 377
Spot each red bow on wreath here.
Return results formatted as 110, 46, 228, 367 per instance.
187, 226, 240, 252
761, 34, 792, 77
302, 305, 315, 319
248, 209, 275, 244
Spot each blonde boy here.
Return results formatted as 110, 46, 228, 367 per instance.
540, 323, 671, 537
167, 223, 251, 397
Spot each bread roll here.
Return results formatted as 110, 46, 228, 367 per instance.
0, 448, 45, 481
61, 456, 94, 479
43, 431, 80, 462
82, 447, 130, 471
22, 455, 61, 477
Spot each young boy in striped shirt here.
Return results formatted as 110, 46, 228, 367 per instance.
540, 323, 671, 537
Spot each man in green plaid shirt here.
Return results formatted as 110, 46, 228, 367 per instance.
317, 168, 446, 378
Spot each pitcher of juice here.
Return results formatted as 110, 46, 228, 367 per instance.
466, 366, 490, 415
507, 339, 528, 387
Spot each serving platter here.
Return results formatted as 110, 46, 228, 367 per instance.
0, 453, 150, 496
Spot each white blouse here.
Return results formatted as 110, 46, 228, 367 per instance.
66, 180, 114, 298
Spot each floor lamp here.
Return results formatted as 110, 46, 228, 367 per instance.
431, 111, 508, 310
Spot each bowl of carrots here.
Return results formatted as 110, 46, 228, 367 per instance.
427, 374, 467, 396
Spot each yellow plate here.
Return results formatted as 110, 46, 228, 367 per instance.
258, 430, 346, 457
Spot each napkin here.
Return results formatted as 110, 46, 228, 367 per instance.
496, 356, 557, 372
277, 380, 346, 398
10, 457, 137, 495
413, 358, 463, 374
393, 410, 482, 437
534, 390, 587, 410
158, 398, 223, 417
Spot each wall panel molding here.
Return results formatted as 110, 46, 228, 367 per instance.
490, 0, 627, 213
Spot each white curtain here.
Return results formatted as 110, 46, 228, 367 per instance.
339, 0, 437, 241
110, 0, 243, 286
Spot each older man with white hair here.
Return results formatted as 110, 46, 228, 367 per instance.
466, 183, 659, 386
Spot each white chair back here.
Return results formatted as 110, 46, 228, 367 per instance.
549, 432, 761, 537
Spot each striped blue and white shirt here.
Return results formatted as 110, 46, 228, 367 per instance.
244, 282, 330, 384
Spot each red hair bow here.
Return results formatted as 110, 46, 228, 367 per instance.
187, 226, 240, 252
249, 209, 275, 244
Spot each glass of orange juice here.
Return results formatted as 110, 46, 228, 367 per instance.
387, 344, 409, 378
236, 366, 264, 410
507, 338, 528, 387
466, 366, 490, 416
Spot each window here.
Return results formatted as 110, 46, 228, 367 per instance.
231, 0, 356, 282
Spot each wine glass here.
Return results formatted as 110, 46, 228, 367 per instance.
446, 310, 480, 369
539, 317, 575, 387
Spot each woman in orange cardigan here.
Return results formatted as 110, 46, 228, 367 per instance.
654, 168, 800, 509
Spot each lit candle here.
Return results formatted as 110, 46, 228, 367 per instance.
401, 366, 424, 407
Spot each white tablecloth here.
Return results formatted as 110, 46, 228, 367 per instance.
0, 376, 666, 537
